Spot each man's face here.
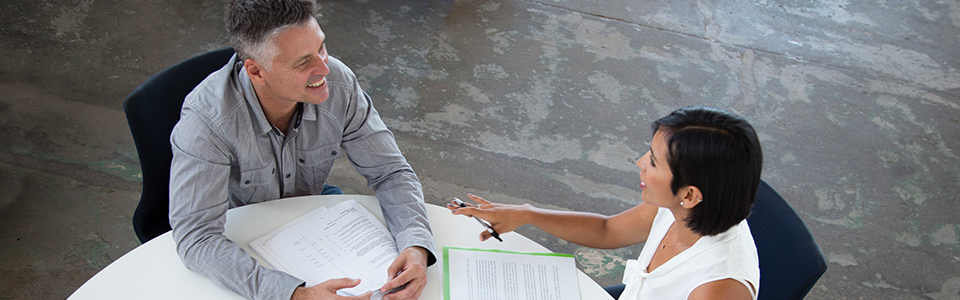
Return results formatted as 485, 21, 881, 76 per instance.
251, 18, 330, 106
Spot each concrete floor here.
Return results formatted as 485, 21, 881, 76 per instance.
1, 0, 958, 299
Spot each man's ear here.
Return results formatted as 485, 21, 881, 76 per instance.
244, 58, 266, 86
679, 185, 703, 209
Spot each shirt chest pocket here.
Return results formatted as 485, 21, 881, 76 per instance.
235, 164, 279, 204
295, 144, 341, 194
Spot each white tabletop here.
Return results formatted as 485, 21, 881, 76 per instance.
68, 195, 613, 300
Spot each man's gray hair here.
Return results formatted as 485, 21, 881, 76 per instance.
225, 0, 319, 68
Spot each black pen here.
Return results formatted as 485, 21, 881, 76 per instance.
452, 198, 502, 242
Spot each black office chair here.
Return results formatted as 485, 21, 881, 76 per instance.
747, 180, 828, 300
123, 47, 235, 243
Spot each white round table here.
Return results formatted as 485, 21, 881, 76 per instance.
68, 195, 613, 300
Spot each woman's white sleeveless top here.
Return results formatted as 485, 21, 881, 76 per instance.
619, 208, 760, 300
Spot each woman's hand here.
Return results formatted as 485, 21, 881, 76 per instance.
446, 194, 532, 241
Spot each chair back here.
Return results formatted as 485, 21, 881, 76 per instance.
747, 180, 828, 300
123, 47, 235, 243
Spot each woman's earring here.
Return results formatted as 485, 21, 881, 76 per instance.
698, 198, 703, 202
680, 201, 684, 205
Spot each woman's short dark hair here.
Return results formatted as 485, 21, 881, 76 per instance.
652, 106, 763, 236
224, 0, 319, 64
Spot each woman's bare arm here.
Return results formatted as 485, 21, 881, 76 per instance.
448, 194, 659, 249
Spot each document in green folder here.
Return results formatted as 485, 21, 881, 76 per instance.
443, 246, 582, 300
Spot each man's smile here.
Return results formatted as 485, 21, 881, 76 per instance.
307, 78, 325, 88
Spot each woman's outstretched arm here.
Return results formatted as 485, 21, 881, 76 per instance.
447, 194, 659, 249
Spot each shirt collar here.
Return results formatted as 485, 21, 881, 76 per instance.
235, 60, 275, 136
301, 100, 317, 123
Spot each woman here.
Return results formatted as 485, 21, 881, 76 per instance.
447, 106, 763, 300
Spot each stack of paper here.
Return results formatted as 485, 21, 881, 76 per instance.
249, 200, 398, 298
443, 247, 582, 300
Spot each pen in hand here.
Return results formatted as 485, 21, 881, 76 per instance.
452, 198, 503, 242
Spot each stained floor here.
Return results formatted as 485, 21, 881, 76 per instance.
1, 0, 959, 299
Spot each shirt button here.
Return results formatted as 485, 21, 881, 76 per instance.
285, 173, 291, 178
299, 158, 305, 163
330, 151, 338, 156
244, 179, 251, 184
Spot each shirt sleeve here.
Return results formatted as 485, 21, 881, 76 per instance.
337, 79, 438, 266
168, 108, 304, 300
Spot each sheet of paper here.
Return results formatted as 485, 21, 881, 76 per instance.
250, 206, 329, 279
444, 247, 581, 300
250, 200, 399, 296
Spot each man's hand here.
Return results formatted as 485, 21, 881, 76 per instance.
291, 278, 372, 300
379, 246, 429, 300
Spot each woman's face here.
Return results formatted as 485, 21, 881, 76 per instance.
637, 130, 683, 207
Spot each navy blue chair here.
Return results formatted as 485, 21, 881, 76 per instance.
123, 47, 235, 243
747, 180, 828, 299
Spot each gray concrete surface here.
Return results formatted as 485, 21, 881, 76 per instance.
1, 0, 959, 299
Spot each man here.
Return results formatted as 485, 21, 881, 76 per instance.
167, 1, 436, 299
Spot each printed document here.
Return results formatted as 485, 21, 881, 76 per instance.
250, 199, 398, 297
443, 247, 581, 300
